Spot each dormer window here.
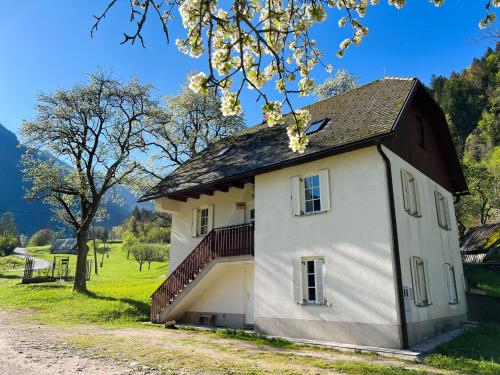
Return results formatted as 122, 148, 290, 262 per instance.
305, 119, 328, 135
216, 146, 231, 157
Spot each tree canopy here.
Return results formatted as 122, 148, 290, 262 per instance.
430, 44, 499, 235
147, 73, 244, 176
20, 73, 159, 291
314, 69, 357, 99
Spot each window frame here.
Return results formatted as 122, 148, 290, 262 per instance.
305, 118, 329, 135
301, 256, 326, 305
410, 256, 431, 307
417, 117, 426, 149
435, 190, 451, 230
444, 263, 459, 305
401, 169, 421, 217
216, 145, 231, 157
303, 173, 322, 215
198, 207, 210, 236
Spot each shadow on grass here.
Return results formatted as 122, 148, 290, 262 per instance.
26, 283, 67, 290
82, 290, 151, 321
0, 273, 22, 280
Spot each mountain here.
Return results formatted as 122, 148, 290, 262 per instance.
0, 123, 146, 235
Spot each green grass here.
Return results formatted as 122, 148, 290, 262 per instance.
0, 243, 168, 326
0, 255, 25, 271
465, 265, 500, 297
425, 324, 500, 375
177, 326, 298, 348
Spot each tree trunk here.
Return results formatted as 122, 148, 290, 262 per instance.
74, 227, 90, 292
139, 262, 143, 272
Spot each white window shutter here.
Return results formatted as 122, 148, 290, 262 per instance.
207, 204, 214, 232
413, 178, 421, 216
292, 258, 303, 304
319, 169, 331, 212
314, 259, 326, 304
445, 264, 458, 304
410, 257, 422, 306
291, 176, 301, 216
424, 260, 432, 305
434, 191, 443, 226
443, 196, 451, 230
401, 170, 410, 212
191, 208, 198, 237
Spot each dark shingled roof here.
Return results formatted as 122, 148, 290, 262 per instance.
50, 238, 78, 255
141, 77, 417, 201
461, 222, 500, 254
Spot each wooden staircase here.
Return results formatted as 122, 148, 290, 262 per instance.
151, 223, 254, 323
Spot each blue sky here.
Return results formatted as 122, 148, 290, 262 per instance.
0, 0, 496, 136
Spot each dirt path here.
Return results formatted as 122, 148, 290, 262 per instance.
0, 312, 156, 375
12, 247, 52, 271
0, 310, 451, 375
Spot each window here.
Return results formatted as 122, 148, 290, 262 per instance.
191, 206, 213, 237
291, 169, 330, 216
417, 117, 426, 149
434, 191, 451, 230
444, 263, 459, 304
410, 256, 431, 307
249, 208, 255, 223
305, 119, 328, 135
293, 257, 326, 304
216, 146, 231, 157
199, 208, 209, 235
401, 170, 421, 217
304, 175, 321, 214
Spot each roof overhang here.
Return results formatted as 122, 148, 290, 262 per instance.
139, 132, 395, 202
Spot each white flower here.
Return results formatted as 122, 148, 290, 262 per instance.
298, 77, 316, 96
262, 101, 283, 127
188, 72, 209, 94
221, 92, 242, 116
325, 64, 334, 73
338, 17, 346, 28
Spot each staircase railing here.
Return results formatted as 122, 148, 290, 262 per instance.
151, 222, 254, 322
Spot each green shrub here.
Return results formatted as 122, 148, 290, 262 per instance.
29, 229, 54, 246
129, 242, 169, 271
0, 235, 18, 256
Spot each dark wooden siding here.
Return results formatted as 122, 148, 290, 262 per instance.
384, 103, 454, 192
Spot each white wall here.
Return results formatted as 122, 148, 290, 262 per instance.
158, 184, 254, 273
384, 146, 467, 324
254, 146, 400, 326
189, 262, 251, 314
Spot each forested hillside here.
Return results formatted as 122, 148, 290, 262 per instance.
429, 44, 499, 236
0, 123, 144, 236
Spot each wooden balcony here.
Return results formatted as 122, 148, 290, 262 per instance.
151, 223, 254, 322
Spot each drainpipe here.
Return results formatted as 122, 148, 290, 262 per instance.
376, 144, 409, 350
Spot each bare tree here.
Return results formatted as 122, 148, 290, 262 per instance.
146, 73, 244, 177
20, 73, 159, 292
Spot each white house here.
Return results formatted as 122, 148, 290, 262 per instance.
140, 77, 469, 349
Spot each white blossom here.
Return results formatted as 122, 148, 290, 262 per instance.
221, 92, 242, 116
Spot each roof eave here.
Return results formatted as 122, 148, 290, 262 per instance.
139, 132, 396, 203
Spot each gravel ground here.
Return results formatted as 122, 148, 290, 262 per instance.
0, 312, 157, 375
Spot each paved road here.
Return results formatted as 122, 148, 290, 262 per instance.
12, 247, 52, 271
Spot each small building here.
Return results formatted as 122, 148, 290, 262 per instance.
461, 222, 500, 264
142, 77, 468, 349
50, 238, 78, 255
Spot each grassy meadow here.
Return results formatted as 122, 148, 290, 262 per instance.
465, 265, 500, 298
1, 243, 500, 374
0, 243, 168, 326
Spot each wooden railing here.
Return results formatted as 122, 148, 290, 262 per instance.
151, 223, 254, 322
